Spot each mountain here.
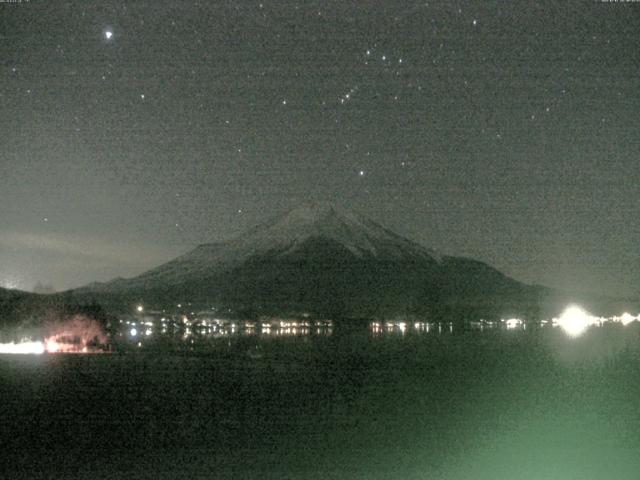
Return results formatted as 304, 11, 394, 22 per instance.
0, 287, 43, 331
117, 201, 441, 288
67, 202, 549, 320
0, 287, 33, 311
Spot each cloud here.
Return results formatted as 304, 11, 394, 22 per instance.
0, 231, 180, 266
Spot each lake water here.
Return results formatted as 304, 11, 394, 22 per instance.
2, 324, 640, 479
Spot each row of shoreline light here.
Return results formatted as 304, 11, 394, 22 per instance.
1, 306, 638, 354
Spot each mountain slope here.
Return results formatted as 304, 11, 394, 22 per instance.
91, 202, 441, 291
68, 202, 544, 319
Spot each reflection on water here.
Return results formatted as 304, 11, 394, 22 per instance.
113, 307, 640, 350
4, 317, 640, 480
3, 308, 640, 480
118, 318, 335, 348
2, 305, 638, 356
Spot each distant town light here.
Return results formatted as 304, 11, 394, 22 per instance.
130, 328, 138, 337
136, 305, 144, 313
504, 318, 522, 329
620, 312, 636, 326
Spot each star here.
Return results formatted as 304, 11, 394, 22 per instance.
359, 170, 365, 177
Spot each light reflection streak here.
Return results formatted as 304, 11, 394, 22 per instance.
0, 341, 45, 355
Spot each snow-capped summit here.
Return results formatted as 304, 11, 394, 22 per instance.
229, 201, 439, 260
131, 202, 439, 287
71, 202, 533, 319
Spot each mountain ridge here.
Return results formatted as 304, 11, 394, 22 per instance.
4, 203, 637, 321
62, 202, 546, 319
87, 202, 443, 292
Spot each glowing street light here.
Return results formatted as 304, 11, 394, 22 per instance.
504, 318, 523, 329
556, 305, 593, 337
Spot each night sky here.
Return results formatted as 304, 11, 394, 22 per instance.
1, 1, 639, 295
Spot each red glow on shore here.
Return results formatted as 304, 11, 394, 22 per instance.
43, 315, 109, 353
44, 338, 94, 353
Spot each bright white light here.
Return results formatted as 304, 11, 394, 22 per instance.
145, 328, 152, 336
136, 305, 144, 313
504, 318, 522, 329
105, 30, 113, 40
0, 341, 45, 355
130, 328, 138, 337
620, 312, 636, 326
556, 305, 593, 337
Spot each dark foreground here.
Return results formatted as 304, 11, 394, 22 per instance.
2, 326, 640, 479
